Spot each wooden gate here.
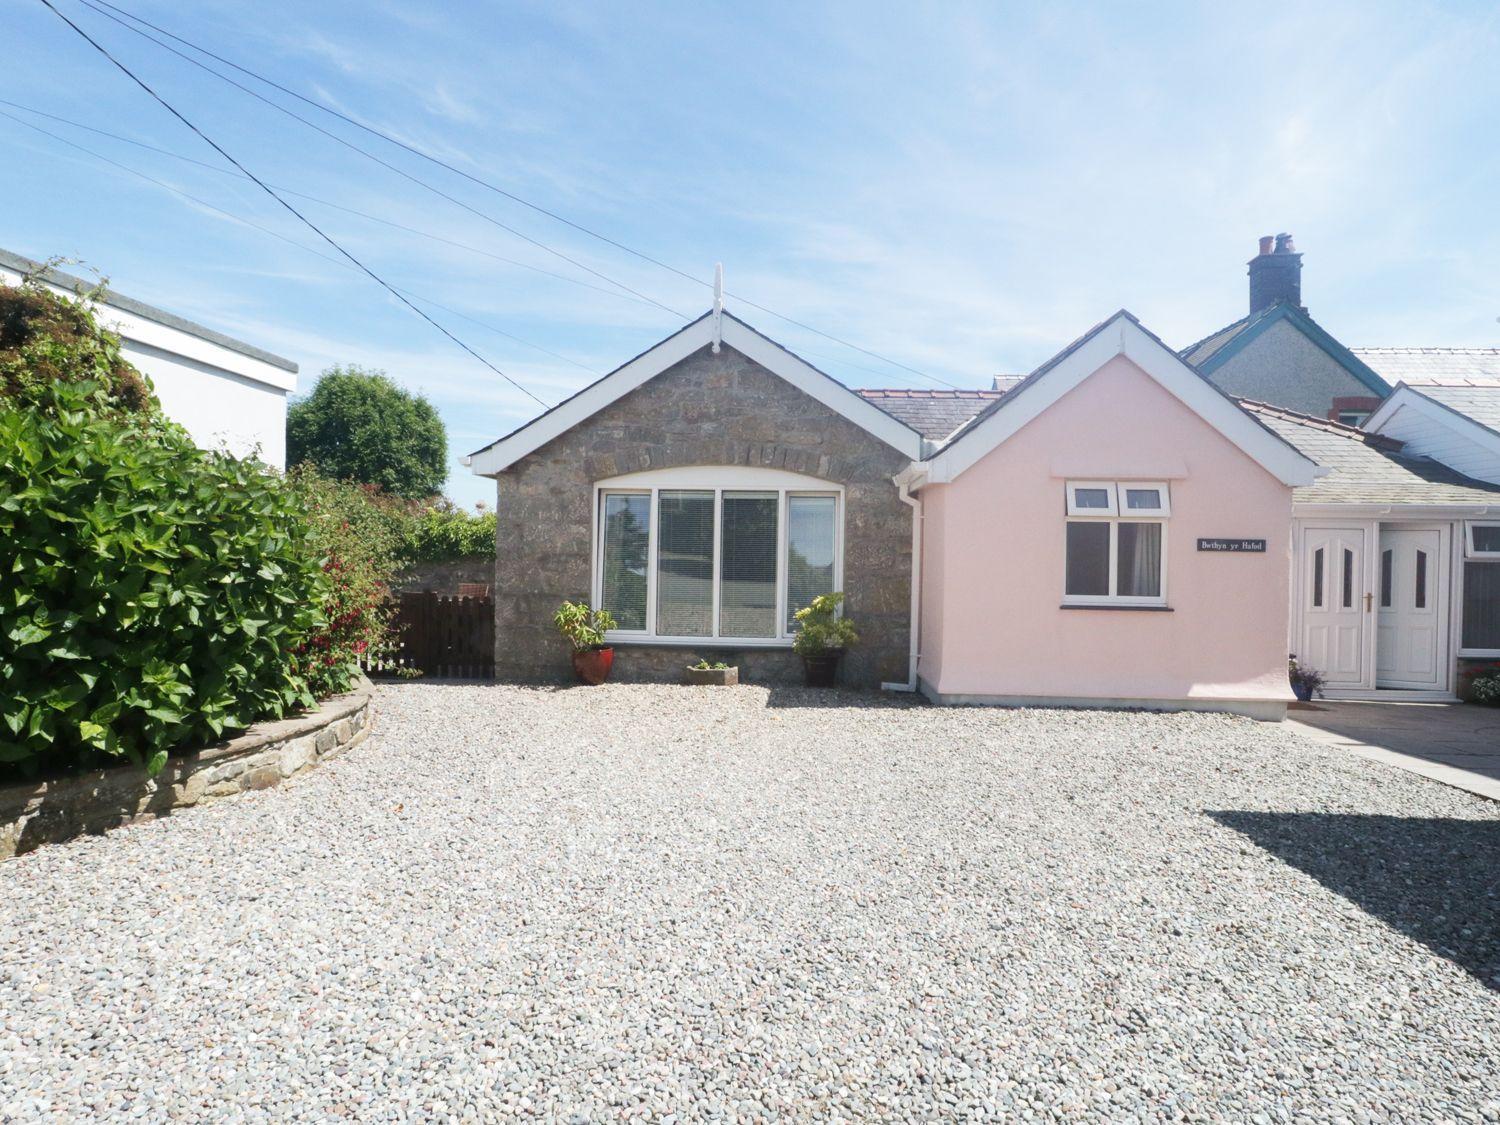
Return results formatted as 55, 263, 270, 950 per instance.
367, 592, 495, 678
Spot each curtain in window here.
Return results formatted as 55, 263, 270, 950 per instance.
600, 494, 650, 630
1117, 522, 1162, 597
786, 496, 836, 629
1065, 522, 1110, 596
1463, 561, 1500, 649
656, 491, 714, 636
719, 492, 779, 638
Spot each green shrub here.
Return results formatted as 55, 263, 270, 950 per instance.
1, 273, 154, 415
287, 467, 404, 696
0, 378, 328, 779
553, 601, 615, 652
401, 501, 496, 562
791, 591, 858, 657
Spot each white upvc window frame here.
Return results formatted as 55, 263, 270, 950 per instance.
1465, 521, 1500, 560
1062, 480, 1170, 608
591, 467, 843, 648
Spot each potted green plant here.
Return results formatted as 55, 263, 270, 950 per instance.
1288, 654, 1326, 702
1466, 668, 1500, 706
792, 591, 858, 688
685, 659, 738, 686
554, 601, 617, 685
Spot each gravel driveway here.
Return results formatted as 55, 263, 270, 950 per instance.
3, 683, 1498, 1122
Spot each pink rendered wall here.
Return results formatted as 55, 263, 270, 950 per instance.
920, 356, 1294, 704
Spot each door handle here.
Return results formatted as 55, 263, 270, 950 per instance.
1364, 592, 1373, 613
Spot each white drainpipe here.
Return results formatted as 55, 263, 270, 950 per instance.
881, 468, 925, 693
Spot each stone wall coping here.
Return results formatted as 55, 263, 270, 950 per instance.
1, 678, 375, 859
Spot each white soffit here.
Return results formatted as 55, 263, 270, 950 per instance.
467, 312, 924, 475
923, 313, 1323, 488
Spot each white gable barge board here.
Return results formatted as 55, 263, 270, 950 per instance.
922, 313, 1324, 487
0, 250, 297, 391
1365, 385, 1500, 484
466, 311, 925, 475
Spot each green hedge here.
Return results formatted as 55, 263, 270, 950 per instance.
402, 503, 496, 562
0, 378, 329, 779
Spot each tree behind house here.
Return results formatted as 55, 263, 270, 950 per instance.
287, 365, 447, 499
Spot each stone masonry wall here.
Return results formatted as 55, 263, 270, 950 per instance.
1, 682, 373, 861
492, 343, 914, 686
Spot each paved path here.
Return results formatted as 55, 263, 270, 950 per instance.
1288, 700, 1500, 801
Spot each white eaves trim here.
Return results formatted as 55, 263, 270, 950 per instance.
1366, 383, 1500, 458
922, 312, 1325, 488
467, 311, 925, 475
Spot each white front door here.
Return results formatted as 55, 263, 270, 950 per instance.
1301, 526, 1367, 686
1376, 528, 1448, 689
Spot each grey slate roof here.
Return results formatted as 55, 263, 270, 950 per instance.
856, 388, 1003, 440
0, 248, 297, 373
1181, 316, 1250, 365
1240, 400, 1500, 506
1353, 347, 1500, 387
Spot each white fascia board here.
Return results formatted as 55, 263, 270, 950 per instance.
1368, 385, 1500, 457
1293, 501, 1499, 518
924, 314, 1323, 487
0, 264, 296, 392
468, 312, 924, 476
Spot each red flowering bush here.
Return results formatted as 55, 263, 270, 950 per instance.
287, 467, 405, 697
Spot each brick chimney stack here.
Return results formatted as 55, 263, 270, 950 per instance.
1247, 232, 1303, 316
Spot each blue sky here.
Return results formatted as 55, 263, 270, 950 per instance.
5, 1, 1498, 508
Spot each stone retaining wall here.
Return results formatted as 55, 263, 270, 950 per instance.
0, 681, 374, 861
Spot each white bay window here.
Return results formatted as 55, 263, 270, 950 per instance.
1063, 480, 1169, 606
594, 468, 842, 645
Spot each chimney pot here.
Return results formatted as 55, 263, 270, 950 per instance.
1258, 235, 1275, 256
1274, 232, 1296, 254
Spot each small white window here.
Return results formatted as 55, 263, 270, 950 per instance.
1337, 410, 1371, 427
1066, 481, 1118, 516
1466, 522, 1500, 559
1063, 480, 1169, 607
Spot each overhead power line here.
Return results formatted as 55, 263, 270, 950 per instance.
0, 96, 672, 316
0, 108, 602, 379
76, 0, 960, 390
38, 0, 553, 408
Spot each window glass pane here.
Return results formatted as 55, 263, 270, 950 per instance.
720, 492, 778, 638
1342, 548, 1354, 609
1473, 525, 1500, 554
1380, 549, 1393, 609
656, 491, 714, 637
1073, 487, 1111, 510
1312, 548, 1324, 608
1116, 522, 1162, 597
600, 494, 650, 630
1065, 522, 1110, 596
1415, 550, 1428, 609
1124, 488, 1161, 510
787, 496, 836, 630
1464, 561, 1500, 649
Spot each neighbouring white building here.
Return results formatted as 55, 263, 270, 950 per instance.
1, 248, 297, 467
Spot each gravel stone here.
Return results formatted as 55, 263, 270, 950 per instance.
2, 683, 1498, 1121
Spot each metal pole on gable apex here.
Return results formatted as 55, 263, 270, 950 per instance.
711, 262, 724, 354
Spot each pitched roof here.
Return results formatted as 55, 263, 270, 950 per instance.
1240, 399, 1500, 507
0, 247, 297, 374
1408, 383, 1500, 436
1181, 302, 1390, 396
466, 310, 925, 474
855, 388, 1003, 439
1351, 347, 1500, 387
920, 310, 1321, 487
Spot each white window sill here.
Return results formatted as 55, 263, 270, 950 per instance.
604, 634, 795, 650
1458, 649, 1500, 659
1059, 602, 1173, 612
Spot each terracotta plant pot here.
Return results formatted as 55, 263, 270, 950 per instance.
685, 665, 739, 686
571, 646, 614, 685
801, 653, 842, 688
